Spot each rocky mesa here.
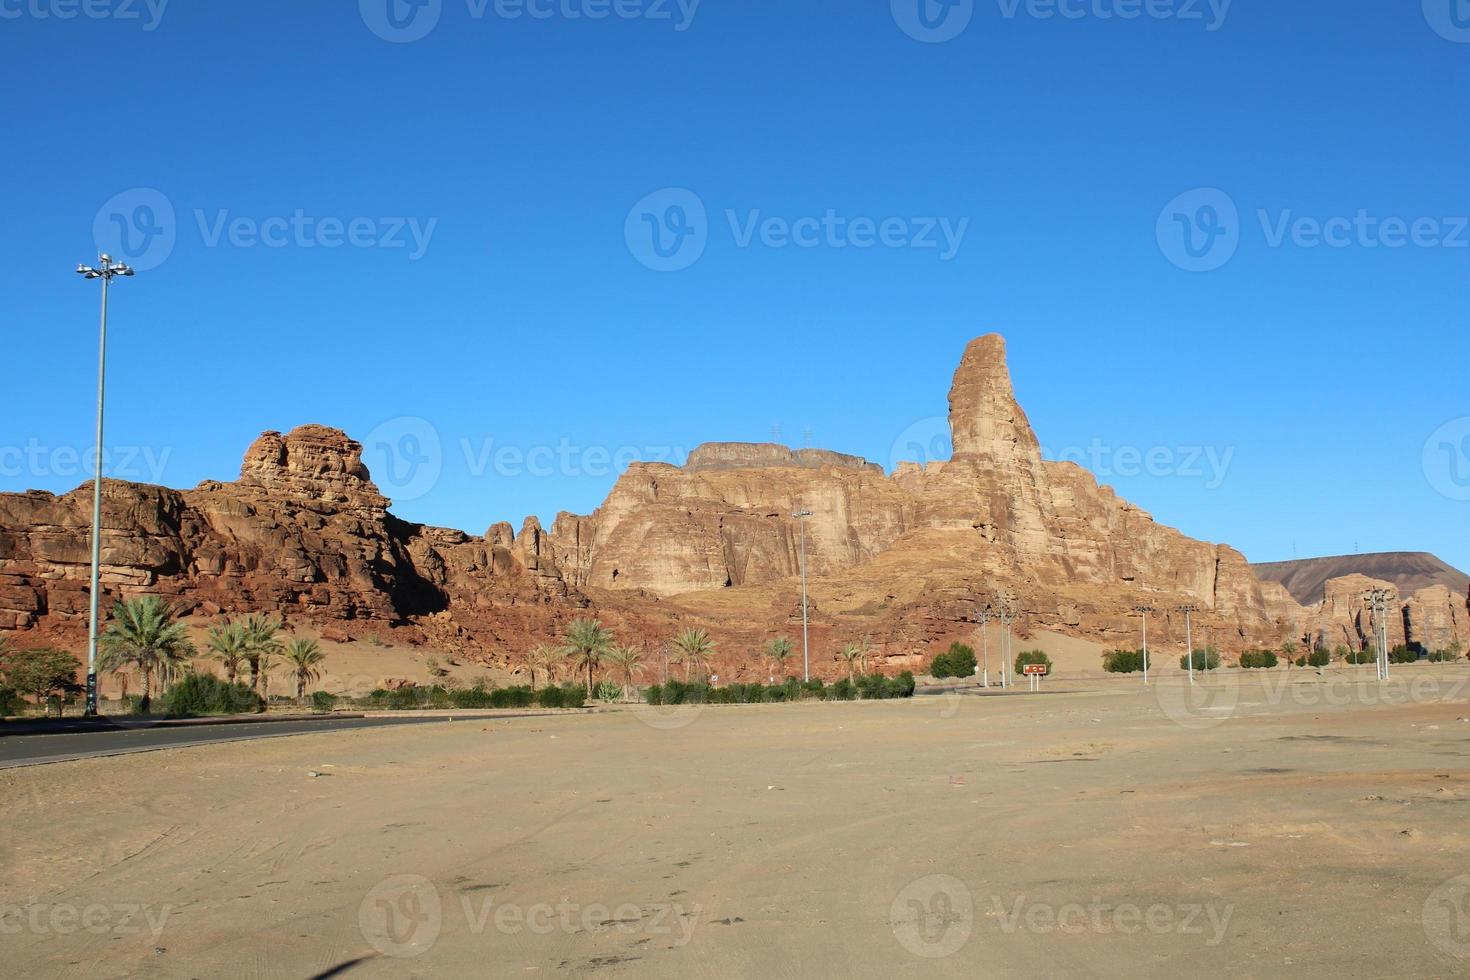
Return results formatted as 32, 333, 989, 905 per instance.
2, 334, 1464, 673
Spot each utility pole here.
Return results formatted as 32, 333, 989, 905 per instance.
75, 253, 136, 717
1134, 605, 1155, 685
1363, 588, 1392, 681
1177, 604, 1198, 685
998, 593, 1016, 689
976, 604, 994, 687
794, 509, 813, 683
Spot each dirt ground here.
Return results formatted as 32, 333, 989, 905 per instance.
3, 669, 1470, 978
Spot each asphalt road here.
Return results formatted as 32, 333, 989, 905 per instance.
0, 715, 468, 769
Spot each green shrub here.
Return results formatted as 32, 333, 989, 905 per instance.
159, 673, 263, 717
593, 680, 622, 703
0, 686, 24, 718
824, 678, 856, 701
1103, 649, 1145, 674
556, 684, 586, 709
1390, 645, 1419, 665
930, 643, 977, 680
1307, 648, 1331, 668
1427, 648, 1456, 663
491, 686, 536, 709
311, 690, 338, 712
1014, 650, 1053, 677
1345, 648, 1376, 665
1239, 649, 1279, 669
1179, 648, 1221, 671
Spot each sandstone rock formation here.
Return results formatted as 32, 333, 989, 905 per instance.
9, 333, 1455, 674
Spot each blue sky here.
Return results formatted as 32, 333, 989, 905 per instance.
1, 0, 1466, 573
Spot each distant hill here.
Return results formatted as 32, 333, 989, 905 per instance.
1253, 553, 1470, 605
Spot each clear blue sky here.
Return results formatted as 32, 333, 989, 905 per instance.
2, 1, 1466, 573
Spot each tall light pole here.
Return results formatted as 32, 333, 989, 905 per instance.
1134, 605, 1155, 685
1363, 588, 1392, 681
794, 509, 813, 682
1177, 604, 1198, 685
76, 254, 135, 717
976, 605, 994, 687
998, 593, 1016, 689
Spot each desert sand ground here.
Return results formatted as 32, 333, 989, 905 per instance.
4, 668, 1470, 978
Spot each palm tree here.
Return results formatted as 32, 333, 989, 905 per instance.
603, 645, 646, 700
840, 639, 873, 684
520, 644, 564, 691
672, 628, 716, 683
561, 618, 613, 696
240, 613, 284, 693
206, 620, 249, 685
255, 648, 281, 702
98, 596, 196, 713
763, 636, 795, 682
284, 638, 326, 703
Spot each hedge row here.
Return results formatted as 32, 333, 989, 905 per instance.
646, 673, 916, 705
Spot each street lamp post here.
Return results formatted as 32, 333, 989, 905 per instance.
1363, 588, 1392, 681
75, 254, 136, 717
976, 605, 994, 687
1134, 605, 1155, 685
794, 509, 813, 683
998, 593, 1016, 689
1177, 604, 1198, 685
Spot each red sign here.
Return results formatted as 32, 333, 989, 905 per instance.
1023, 664, 1047, 676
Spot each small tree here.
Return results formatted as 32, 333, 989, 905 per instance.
98, 596, 197, 714
672, 628, 716, 684
931, 643, 976, 679
1102, 649, 1144, 673
763, 636, 795, 681
563, 618, 614, 696
284, 638, 326, 703
839, 642, 865, 684
1, 647, 83, 717
206, 620, 249, 685
1179, 647, 1221, 671
240, 613, 284, 694
603, 645, 646, 700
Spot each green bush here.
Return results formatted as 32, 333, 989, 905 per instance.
159, 673, 263, 717
1389, 645, 1419, 665
1427, 648, 1457, 663
930, 643, 977, 680
1345, 648, 1377, 665
593, 680, 622, 703
311, 690, 338, 712
1179, 648, 1221, 671
0, 686, 23, 718
1307, 648, 1331, 668
1014, 650, 1053, 677
1103, 649, 1145, 674
824, 678, 856, 701
1239, 649, 1279, 669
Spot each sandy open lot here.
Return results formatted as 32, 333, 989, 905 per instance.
4, 669, 1470, 978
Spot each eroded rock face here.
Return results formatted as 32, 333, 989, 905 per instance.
12, 333, 1450, 665
0, 425, 565, 637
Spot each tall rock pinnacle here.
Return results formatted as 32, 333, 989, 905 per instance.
947, 333, 1041, 462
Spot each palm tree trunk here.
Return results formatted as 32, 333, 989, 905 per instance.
140, 667, 152, 714
586, 661, 593, 697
